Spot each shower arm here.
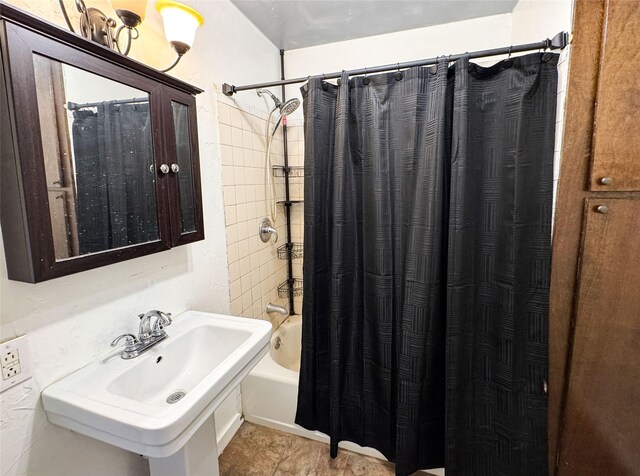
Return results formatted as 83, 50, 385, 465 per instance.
258, 89, 283, 109
222, 31, 570, 96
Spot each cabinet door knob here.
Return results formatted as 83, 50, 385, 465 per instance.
595, 205, 609, 214
171, 163, 180, 173
599, 177, 613, 185
159, 164, 170, 174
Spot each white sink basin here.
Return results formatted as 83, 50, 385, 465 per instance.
42, 311, 271, 460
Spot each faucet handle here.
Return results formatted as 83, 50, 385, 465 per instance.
259, 218, 278, 243
111, 333, 138, 350
151, 311, 172, 336
160, 311, 172, 325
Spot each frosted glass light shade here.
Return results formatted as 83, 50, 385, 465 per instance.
155, 0, 204, 50
111, 0, 148, 21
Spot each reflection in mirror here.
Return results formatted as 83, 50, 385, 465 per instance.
171, 101, 196, 233
33, 55, 159, 260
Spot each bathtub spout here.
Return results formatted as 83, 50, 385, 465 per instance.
266, 303, 288, 316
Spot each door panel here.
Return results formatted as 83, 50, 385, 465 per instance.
590, 1, 640, 191
170, 101, 197, 234
161, 89, 204, 246
557, 199, 640, 475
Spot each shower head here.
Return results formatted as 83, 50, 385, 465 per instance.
257, 89, 300, 115
280, 98, 300, 116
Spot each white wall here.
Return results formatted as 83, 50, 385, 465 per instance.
283, 13, 514, 121
283, 1, 572, 135
0, 1, 279, 475
510, 0, 573, 46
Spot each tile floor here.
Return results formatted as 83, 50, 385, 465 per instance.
219, 422, 441, 476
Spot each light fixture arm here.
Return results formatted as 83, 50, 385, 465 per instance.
160, 52, 184, 73
74, 0, 91, 39
57, 0, 139, 56
159, 41, 190, 73
114, 25, 139, 56
57, 0, 76, 33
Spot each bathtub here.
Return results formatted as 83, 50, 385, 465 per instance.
241, 315, 386, 459
241, 316, 446, 475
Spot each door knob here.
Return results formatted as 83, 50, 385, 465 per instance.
159, 164, 170, 174
599, 177, 613, 185
171, 163, 180, 173
595, 205, 609, 214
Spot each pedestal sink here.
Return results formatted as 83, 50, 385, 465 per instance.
42, 311, 271, 476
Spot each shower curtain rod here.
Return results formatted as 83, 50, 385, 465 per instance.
222, 31, 569, 96
67, 97, 149, 110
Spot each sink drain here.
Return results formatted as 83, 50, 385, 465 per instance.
166, 391, 186, 404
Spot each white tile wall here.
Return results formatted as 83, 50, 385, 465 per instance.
218, 99, 291, 328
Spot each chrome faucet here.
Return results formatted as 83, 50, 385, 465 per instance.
111, 310, 172, 359
138, 310, 172, 342
266, 303, 288, 316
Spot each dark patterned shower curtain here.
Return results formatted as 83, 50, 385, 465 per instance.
296, 52, 558, 476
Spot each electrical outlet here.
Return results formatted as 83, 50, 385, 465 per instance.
2, 349, 19, 366
3, 362, 21, 379
0, 335, 32, 393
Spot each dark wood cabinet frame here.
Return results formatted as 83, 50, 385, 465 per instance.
0, 4, 204, 283
549, 0, 640, 473
162, 88, 204, 248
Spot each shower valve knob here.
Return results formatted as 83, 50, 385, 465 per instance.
259, 218, 278, 243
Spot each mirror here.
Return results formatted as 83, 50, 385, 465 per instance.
33, 55, 159, 260
171, 101, 196, 233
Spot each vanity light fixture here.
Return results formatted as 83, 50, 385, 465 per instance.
155, 0, 204, 72
57, 0, 203, 73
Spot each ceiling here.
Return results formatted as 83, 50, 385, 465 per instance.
230, 0, 520, 50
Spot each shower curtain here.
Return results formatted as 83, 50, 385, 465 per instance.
296, 52, 558, 476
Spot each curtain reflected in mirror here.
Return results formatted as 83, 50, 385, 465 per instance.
171, 101, 196, 233
33, 55, 159, 260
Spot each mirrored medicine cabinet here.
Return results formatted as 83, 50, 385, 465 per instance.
1, 4, 204, 283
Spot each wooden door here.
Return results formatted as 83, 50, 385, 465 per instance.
590, 0, 640, 191
557, 199, 640, 475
